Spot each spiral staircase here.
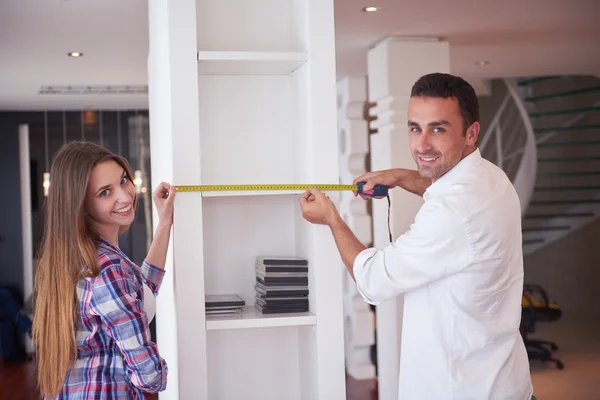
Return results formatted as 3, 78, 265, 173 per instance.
479, 74, 600, 255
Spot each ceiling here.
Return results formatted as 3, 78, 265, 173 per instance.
1, 0, 599, 110
0, 0, 149, 110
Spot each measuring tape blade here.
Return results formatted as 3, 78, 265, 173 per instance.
174, 182, 392, 239
175, 184, 359, 192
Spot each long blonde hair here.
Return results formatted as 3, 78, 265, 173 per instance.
32, 141, 137, 397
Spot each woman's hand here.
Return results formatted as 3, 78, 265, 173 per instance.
152, 182, 176, 227
145, 183, 176, 271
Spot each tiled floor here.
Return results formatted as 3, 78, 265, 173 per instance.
1, 316, 598, 399
346, 373, 377, 400
345, 315, 600, 400
0, 357, 39, 400
528, 315, 600, 400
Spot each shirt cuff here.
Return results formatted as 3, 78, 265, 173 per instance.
353, 247, 382, 305
141, 259, 166, 295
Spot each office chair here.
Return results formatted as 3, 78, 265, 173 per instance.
520, 283, 564, 369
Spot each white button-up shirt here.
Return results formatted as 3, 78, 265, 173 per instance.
354, 149, 533, 400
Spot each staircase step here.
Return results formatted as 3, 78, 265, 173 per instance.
517, 76, 561, 86
534, 124, 600, 133
529, 106, 600, 118
522, 226, 570, 232
523, 238, 545, 245
534, 185, 600, 191
523, 212, 594, 219
538, 156, 600, 163
530, 199, 600, 205
537, 140, 600, 148
537, 171, 600, 177
524, 86, 600, 102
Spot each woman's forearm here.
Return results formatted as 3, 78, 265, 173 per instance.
145, 222, 172, 269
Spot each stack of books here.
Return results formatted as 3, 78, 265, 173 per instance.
205, 294, 245, 316
254, 256, 309, 314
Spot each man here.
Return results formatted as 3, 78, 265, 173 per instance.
300, 73, 534, 399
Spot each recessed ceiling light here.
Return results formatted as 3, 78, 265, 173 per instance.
362, 6, 380, 12
68, 52, 83, 57
475, 60, 490, 66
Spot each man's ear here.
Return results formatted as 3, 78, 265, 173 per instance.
466, 121, 480, 145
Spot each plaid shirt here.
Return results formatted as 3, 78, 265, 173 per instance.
48, 237, 168, 399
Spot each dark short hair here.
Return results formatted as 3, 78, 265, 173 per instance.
410, 73, 479, 133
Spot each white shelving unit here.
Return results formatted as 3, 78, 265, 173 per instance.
148, 1, 346, 399
197, 51, 307, 75
206, 306, 316, 331
201, 190, 305, 197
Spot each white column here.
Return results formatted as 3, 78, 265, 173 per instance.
19, 124, 35, 356
19, 125, 33, 302
366, 37, 450, 400
336, 76, 376, 380
302, 2, 347, 398
148, 1, 206, 399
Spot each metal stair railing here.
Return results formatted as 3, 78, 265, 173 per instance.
479, 79, 538, 216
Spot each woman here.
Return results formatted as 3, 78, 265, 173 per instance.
32, 141, 175, 399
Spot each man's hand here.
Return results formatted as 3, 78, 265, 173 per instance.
353, 168, 432, 198
353, 169, 401, 200
300, 188, 340, 226
300, 188, 366, 281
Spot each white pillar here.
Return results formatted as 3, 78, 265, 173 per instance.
336, 76, 375, 380
148, 1, 206, 399
19, 124, 33, 302
19, 124, 35, 356
366, 37, 450, 400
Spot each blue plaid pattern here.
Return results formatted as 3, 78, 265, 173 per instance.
47, 237, 168, 399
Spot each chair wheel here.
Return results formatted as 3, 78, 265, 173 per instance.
551, 343, 559, 351
556, 360, 564, 369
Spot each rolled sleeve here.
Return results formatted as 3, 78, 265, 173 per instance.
91, 257, 168, 393
353, 248, 383, 305
141, 259, 165, 295
353, 200, 470, 304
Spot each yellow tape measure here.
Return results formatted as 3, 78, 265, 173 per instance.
175, 184, 359, 192
174, 182, 393, 241
174, 182, 390, 196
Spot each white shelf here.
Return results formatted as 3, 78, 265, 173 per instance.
205, 306, 316, 330
197, 51, 306, 74
201, 190, 303, 197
